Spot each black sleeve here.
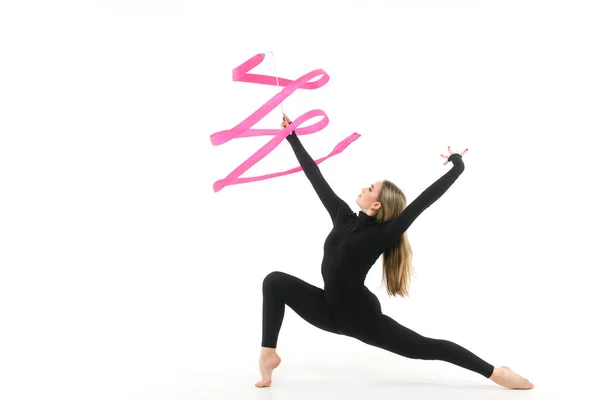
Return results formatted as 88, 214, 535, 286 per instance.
380, 153, 465, 245
286, 131, 353, 223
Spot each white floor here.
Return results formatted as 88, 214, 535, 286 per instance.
200, 362, 567, 400
109, 352, 579, 400
0, 349, 586, 400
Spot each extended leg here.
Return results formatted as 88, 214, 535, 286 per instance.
353, 313, 495, 378
262, 271, 338, 347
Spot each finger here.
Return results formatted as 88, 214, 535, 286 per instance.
441, 153, 448, 158
448, 146, 453, 154
461, 147, 469, 155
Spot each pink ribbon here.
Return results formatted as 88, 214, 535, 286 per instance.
209, 53, 361, 193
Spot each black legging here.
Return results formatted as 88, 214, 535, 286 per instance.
262, 271, 495, 378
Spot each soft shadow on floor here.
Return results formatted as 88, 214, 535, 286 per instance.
277, 361, 506, 392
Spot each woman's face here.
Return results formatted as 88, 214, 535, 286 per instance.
356, 180, 383, 213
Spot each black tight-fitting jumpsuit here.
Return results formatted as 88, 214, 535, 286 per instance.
261, 131, 495, 379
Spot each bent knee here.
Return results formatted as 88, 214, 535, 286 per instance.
262, 271, 288, 293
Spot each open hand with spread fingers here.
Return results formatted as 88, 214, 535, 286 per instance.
441, 146, 468, 165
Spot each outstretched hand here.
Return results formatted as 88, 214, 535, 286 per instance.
441, 146, 468, 165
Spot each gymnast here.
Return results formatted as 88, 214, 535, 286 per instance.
256, 114, 534, 390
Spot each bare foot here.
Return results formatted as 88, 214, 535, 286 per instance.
255, 347, 281, 388
490, 366, 534, 389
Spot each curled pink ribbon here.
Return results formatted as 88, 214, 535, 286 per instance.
210, 53, 361, 193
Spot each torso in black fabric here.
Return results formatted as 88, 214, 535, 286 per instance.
286, 132, 464, 330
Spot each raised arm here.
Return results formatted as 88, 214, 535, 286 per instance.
380, 153, 465, 246
286, 130, 353, 224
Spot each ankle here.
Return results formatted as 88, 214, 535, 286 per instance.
260, 347, 277, 356
490, 366, 508, 380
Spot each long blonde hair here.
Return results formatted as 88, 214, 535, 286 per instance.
376, 180, 414, 297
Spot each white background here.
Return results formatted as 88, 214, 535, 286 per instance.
1, 1, 598, 399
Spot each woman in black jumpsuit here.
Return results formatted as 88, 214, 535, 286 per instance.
256, 115, 534, 390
